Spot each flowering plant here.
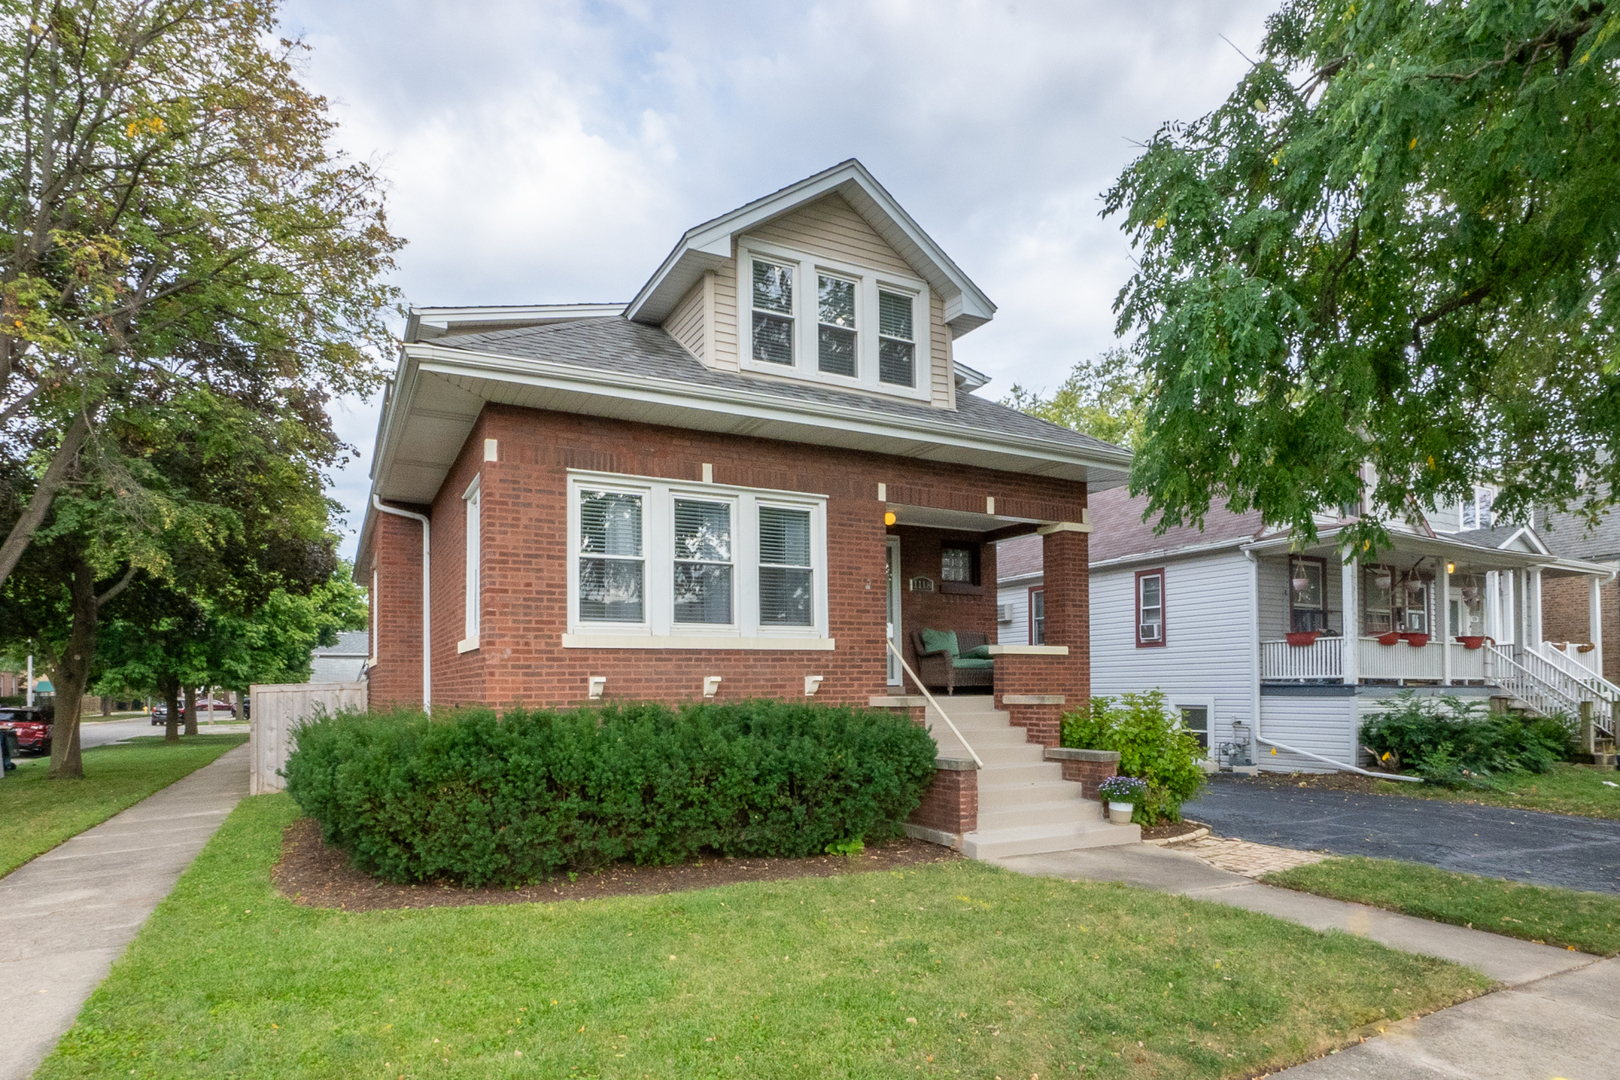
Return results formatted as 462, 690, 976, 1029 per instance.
1097, 775, 1149, 805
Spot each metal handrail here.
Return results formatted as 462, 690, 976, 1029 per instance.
885, 639, 984, 768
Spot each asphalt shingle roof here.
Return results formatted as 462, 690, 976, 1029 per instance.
437, 317, 1127, 460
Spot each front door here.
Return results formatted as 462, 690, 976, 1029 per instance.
886, 536, 902, 685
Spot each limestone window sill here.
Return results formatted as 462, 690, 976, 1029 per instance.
457, 637, 479, 654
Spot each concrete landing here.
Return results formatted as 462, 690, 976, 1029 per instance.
0, 743, 250, 1080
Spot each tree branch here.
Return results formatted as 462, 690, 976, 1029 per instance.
0, 406, 95, 590
95, 564, 139, 607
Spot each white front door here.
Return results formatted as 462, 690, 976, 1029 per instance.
886, 536, 902, 685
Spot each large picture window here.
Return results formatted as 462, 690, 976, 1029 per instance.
568, 472, 828, 646
1135, 568, 1165, 647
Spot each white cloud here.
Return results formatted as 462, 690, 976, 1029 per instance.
280, 0, 1277, 559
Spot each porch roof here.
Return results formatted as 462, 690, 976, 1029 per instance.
1246, 527, 1616, 577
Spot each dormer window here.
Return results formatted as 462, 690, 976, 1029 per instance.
738, 237, 930, 401
878, 290, 914, 386
817, 275, 857, 376
751, 259, 795, 366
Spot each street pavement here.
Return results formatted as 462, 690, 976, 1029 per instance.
1185, 774, 1620, 893
997, 842, 1613, 1079
0, 743, 250, 1080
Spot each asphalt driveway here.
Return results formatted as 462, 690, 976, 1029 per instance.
1184, 775, 1620, 894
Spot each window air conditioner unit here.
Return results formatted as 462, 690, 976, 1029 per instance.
996, 603, 1015, 624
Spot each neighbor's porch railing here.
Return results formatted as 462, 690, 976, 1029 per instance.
1261, 637, 1490, 684
1260, 637, 1343, 681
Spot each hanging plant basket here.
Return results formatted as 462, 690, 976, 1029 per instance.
1285, 631, 1321, 647
1457, 635, 1487, 650
1374, 572, 1393, 589
1578, 642, 1597, 653
1377, 631, 1402, 646
1403, 633, 1431, 648
1292, 576, 1310, 591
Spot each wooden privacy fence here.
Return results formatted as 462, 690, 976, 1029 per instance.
249, 681, 367, 795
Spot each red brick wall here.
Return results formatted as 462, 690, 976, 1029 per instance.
1003, 702, 1064, 748
1542, 575, 1618, 685
907, 766, 978, 836
1040, 529, 1091, 701
369, 404, 1088, 710
1057, 757, 1117, 800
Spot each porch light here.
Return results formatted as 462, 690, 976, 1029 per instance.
884, 511, 896, 526
1446, 562, 1455, 574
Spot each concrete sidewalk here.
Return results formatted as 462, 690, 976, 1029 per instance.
0, 743, 249, 1080
997, 843, 1613, 1078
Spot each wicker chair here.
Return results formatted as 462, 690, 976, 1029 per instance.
910, 629, 995, 695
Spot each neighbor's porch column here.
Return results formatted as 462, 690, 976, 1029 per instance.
1341, 554, 1359, 685
1439, 559, 1452, 685
1529, 568, 1544, 648
1593, 574, 1606, 675
1039, 520, 1091, 702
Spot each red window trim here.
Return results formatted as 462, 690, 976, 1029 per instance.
1028, 585, 1045, 645
1135, 567, 1166, 648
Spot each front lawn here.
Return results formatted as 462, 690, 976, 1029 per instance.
0, 734, 247, 877
1373, 762, 1620, 820
1264, 856, 1620, 956
38, 795, 1489, 1080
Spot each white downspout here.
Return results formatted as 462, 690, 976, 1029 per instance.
1245, 548, 1262, 765
372, 494, 431, 714
1243, 547, 1420, 782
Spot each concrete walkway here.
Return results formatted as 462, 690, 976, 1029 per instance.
0, 743, 249, 1080
997, 842, 1618, 1078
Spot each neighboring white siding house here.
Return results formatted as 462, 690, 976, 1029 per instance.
999, 483, 1617, 775
1090, 549, 1256, 763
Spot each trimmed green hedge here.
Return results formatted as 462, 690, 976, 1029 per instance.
284, 701, 939, 886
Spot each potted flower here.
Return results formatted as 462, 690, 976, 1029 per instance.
1457, 635, 1487, 650
1403, 633, 1430, 648
1098, 775, 1149, 823
1285, 630, 1321, 647
1377, 631, 1401, 646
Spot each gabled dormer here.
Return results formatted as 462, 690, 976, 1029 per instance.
626, 160, 996, 410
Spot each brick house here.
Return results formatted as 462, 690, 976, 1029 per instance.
357, 161, 1139, 856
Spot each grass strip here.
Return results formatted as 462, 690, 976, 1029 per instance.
1265, 856, 1620, 956
1372, 762, 1620, 820
0, 734, 247, 877
39, 794, 1487, 1080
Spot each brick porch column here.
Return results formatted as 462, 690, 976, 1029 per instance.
1041, 525, 1090, 702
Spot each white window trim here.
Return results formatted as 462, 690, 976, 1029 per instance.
566, 470, 831, 648
736, 236, 931, 402
1167, 695, 1214, 755
459, 476, 481, 652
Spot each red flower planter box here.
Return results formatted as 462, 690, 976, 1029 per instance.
1403, 633, 1430, 648
1377, 632, 1402, 646
1457, 635, 1487, 650
1285, 631, 1321, 647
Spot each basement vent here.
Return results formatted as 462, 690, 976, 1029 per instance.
909, 576, 935, 593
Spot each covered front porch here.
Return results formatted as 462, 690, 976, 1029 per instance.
1251, 530, 1618, 736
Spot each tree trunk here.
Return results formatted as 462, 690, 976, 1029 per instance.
47, 555, 98, 780
100, 695, 110, 717
184, 684, 198, 737
162, 674, 180, 743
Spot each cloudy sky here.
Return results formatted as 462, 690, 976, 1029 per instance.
278, 0, 1277, 559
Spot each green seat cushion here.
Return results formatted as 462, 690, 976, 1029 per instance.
920, 629, 959, 657
962, 644, 993, 660
951, 658, 995, 670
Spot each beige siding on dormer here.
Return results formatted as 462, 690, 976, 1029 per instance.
751, 195, 914, 277
665, 278, 706, 362
930, 292, 953, 410
710, 261, 740, 371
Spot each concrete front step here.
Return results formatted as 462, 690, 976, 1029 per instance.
974, 743, 1051, 765
976, 761, 1064, 785
976, 797, 1104, 832
962, 818, 1139, 859
977, 778, 1089, 809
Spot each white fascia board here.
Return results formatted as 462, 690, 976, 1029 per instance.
407, 303, 627, 342
1495, 525, 1552, 555
1093, 536, 1257, 572
954, 360, 991, 392
405, 340, 1129, 470
625, 160, 995, 334
1244, 526, 1592, 572
355, 351, 430, 578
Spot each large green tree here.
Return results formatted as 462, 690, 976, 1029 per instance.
0, 0, 400, 588
1106, 0, 1620, 549
1001, 347, 1148, 450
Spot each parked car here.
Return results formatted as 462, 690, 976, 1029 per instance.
0, 707, 53, 754
150, 698, 238, 726
150, 703, 170, 726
